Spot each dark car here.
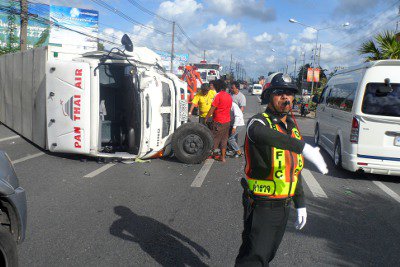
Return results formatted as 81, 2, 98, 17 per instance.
0, 151, 27, 266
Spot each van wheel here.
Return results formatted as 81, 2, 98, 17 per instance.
334, 139, 342, 169
172, 122, 213, 164
0, 226, 18, 267
314, 125, 319, 145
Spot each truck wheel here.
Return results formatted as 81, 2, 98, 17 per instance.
172, 122, 213, 164
0, 226, 18, 267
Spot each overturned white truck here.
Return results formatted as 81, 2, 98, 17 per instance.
0, 37, 213, 164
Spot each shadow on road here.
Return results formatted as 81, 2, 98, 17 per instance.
110, 206, 210, 266
286, 192, 400, 266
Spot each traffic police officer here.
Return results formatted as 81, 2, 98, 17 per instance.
235, 73, 328, 266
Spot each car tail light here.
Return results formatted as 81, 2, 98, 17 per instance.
350, 117, 359, 143
357, 162, 368, 166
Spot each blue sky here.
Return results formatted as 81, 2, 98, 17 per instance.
36, 0, 400, 78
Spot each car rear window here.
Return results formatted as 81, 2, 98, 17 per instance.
362, 83, 400, 117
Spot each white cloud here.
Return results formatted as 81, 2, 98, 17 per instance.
299, 28, 316, 42
205, 0, 275, 22
157, 0, 204, 27
265, 55, 275, 63
254, 32, 273, 42
197, 19, 248, 50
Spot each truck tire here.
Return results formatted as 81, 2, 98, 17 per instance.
0, 226, 18, 267
172, 122, 213, 164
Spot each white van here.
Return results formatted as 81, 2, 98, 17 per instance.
252, 84, 262, 95
314, 60, 400, 176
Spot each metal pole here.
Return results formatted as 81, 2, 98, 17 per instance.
20, 0, 28, 51
203, 50, 206, 61
318, 44, 321, 67
170, 21, 175, 73
301, 52, 305, 96
293, 58, 297, 79
310, 29, 319, 96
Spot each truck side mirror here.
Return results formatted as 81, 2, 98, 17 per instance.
121, 34, 133, 52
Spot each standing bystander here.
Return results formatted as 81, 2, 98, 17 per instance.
227, 102, 245, 158
231, 81, 246, 112
189, 83, 216, 125
205, 79, 232, 162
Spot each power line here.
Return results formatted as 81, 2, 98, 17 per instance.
89, 0, 171, 36
126, 0, 172, 23
331, 0, 400, 46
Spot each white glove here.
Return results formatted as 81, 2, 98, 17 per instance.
302, 143, 328, 174
295, 208, 307, 230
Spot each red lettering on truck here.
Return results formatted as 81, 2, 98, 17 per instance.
73, 95, 81, 121
75, 69, 83, 88
74, 127, 82, 148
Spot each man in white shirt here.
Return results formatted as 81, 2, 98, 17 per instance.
227, 102, 245, 158
231, 81, 246, 112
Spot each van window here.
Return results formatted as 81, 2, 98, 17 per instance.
326, 82, 357, 111
362, 83, 400, 117
319, 86, 329, 103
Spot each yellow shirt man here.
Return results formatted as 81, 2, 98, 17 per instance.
191, 89, 216, 118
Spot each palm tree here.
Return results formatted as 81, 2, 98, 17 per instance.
359, 31, 400, 61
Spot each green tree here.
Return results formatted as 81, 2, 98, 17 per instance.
34, 28, 50, 48
97, 42, 105, 51
359, 30, 400, 61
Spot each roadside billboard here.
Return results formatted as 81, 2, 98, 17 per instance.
0, 1, 98, 52
49, 6, 98, 52
307, 67, 320, 82
157, 51, 189, 74
0, 1, 50, 49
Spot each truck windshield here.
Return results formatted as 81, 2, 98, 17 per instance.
362, 83, 400, 117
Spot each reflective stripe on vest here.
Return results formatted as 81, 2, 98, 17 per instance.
246, 113, 304, 198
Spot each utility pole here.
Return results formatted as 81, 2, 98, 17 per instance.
318, 44, 321, 67
300, 52, 306, 96
203, 50, 206, 61
293, 58, 297, 79
20, 0, 28, 51
229, 54, 233, 77
170, 21, 175, 73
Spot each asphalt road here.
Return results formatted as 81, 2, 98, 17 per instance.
0, 90, 399, 266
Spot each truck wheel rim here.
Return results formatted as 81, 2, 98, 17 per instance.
183, 134, 204, 155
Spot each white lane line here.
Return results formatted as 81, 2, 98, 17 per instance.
372, 181, 400, 203
302, 168, 328, 198
0, 135, 20, 143
191, 159, 214, 187
12, 152, 45, 164
257, 96, 261, 102
84, 163, 116, 178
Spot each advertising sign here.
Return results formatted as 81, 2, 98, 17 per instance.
0, 1, 98, 52
49, 6, 98, 52
307, 67, 320, 82
157, 51, 189, 74
0, 0, 50, 49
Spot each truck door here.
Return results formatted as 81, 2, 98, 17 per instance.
46, 61, 91, 154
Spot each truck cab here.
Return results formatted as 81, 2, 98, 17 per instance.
45, 41, 211, 163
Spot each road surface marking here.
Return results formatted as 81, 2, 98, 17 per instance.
0, 135, 20, 143
191, 159, 214, 187
84, 163, 116, 178
12, 152, 45, 164
302, 168, 328, 198
373, 181, 400, 203
257, 96, 261, 102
